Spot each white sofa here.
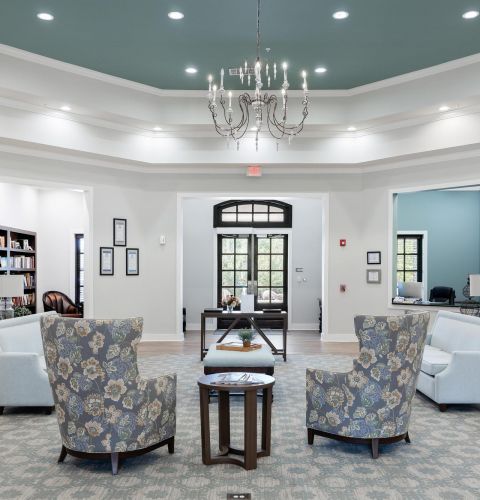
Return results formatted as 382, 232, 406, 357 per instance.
0, 312, 56, 413
417, 310, 480, 411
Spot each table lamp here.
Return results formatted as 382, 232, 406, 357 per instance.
0, 275, 24, 319
469, 274, 480, 298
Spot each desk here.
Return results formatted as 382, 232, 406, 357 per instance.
200, 310, 288, 361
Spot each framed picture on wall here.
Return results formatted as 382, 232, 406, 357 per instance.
100, 247, 114, 275
126, 248, 139, 276
113, 218, 127, 246
367, 251, 381, 265
366, 269, 381, 284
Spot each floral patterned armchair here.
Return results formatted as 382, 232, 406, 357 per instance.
40, 316, 176, 474
306, 312, 429, 458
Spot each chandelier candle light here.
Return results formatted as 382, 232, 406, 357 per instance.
207, 0, 309, 151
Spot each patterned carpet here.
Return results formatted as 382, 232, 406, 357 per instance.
1, 353, 479, 500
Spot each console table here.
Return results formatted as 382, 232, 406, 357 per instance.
200, 310, 288, 361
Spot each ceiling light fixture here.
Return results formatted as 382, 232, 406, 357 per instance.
207, 0, 309, 151
347, 126, 356, 131
60, 105, 71, 112
37, 12, 54, 21
333, 11, 349, 20
153, 126, 162, 131
439, 105, 450, 112
463, 10, 479, 19
168, 11, 184, 20
315, 67, 327, 74
185, 67, 198, 74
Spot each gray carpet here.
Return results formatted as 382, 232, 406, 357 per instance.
1, 354, 479, 500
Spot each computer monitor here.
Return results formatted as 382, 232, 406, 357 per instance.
397, 281, 423, 299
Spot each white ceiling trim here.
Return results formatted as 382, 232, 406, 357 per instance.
2, 43, 480, 98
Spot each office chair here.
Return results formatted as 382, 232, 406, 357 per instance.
429, 286, 456, 305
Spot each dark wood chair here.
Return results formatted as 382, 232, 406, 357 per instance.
42, 290, 83, 318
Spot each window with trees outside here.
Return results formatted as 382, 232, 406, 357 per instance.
397, 234, 423, 283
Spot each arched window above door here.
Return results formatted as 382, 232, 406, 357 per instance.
213, 200, 292, 228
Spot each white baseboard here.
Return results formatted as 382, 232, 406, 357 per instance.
322, 333, 358, 342
290, 323, 319, 331
141, 333, 185, 342
186, 323, 216, 332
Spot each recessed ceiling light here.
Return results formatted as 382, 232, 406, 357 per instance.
153, 126, 162, 131
463, 10, 479, 19
347, 126, 356, 132
333, 11, 349, 20
315, 67, 327, 74
37, 12, 54, 21
250, 126, 258, 131
439, 105, 450, 112
60, 105, 71, 112
168, 11, 184, 20
185, 67, 198, 74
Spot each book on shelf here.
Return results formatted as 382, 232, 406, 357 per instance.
9, 255, 35, 269
0, 256, 7, 268
23, 273, 35, 288
214, 372, 263, 385
0, 235, 5, 248
13, 293, 35, 307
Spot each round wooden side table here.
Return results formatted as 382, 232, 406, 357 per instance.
197, 372, 275, 471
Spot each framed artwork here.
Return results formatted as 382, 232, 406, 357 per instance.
366, 269, 381, 284
100, 247, 114, 275
367, 251, 381, 265
113, 218, 127, 246
126, 248, 139, 276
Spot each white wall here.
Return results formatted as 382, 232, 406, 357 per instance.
0, 182, 88, 311
183, 197, 323, 331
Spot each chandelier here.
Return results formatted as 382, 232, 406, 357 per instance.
207, 0, 309, 151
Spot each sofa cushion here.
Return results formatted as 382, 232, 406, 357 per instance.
421, 344, 451, 376
39, 355, 47, 372
430, 310, 480, 353
204, 344, 275, 367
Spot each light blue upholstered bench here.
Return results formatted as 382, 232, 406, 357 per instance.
203, 344, 275, 376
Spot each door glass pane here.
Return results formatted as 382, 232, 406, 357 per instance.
405, 239, 418, 254
235, 271, 248, 286
222, 288, 233, 300
271, 238, 284, 253
271, 288, 284, 303
236, 239, 248, 253
258, 238, 270, 254
397, 256, 404, 271
397, 272, 403, 283
270, 206, 282, 212
404, 272, 417, 282
254, 204, 268, 212
271, 271, 284, 286
223, 206, 236, 212
269, 214, 284, 223
258, 288, 270, 303
271, 255, 283, 270
222, 271, 234, 286
222, 238, 235, 253
257, 255, 270, 270
397, 238, 404, 254
258, 271, 270, 286
235, 254, 248, 270
405, 255, 417, 270
253, 213, 268, 222
222, 255, 234, 270
235, 287, 247, 297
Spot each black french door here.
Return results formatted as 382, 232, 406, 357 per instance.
217, 233, 288, 328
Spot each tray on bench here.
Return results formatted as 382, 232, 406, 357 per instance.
216, 343, 262, 352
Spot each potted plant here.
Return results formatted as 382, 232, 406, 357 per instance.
238, 329, 256, 348
222, 294, 240, 313
14, 306, 32, 318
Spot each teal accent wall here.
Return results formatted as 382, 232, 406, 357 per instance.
397, 191, 480, 300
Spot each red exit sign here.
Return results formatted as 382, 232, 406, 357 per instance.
247, 165, 262, 177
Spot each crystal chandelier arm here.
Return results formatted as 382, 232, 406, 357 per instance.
208, 93, 252, 140
266, 94, 309, 137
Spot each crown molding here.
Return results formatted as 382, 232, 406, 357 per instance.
2, 43, 480, 99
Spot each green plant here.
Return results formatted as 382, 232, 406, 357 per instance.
14, 306, 32, 317
237, 329, 256, 343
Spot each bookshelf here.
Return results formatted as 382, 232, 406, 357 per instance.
0, 225, 37, 313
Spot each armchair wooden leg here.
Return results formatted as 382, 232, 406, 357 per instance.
168, 437, 175, 454
439, 404, 448, 412
111, 452, 119, 475
0, 406, 4, 415
58, 445, 67, 463
45, 406, 55, 415
307, 428, 314, 445
405, 432, 411, 444
371, 439, 379, 459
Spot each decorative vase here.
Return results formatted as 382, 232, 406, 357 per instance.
243, 340, 251, 348
227, 305, 233, 313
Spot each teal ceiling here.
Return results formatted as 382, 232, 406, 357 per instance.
1, 1, 480, 90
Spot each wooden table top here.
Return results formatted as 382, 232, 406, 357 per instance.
197, 372, 275, 391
